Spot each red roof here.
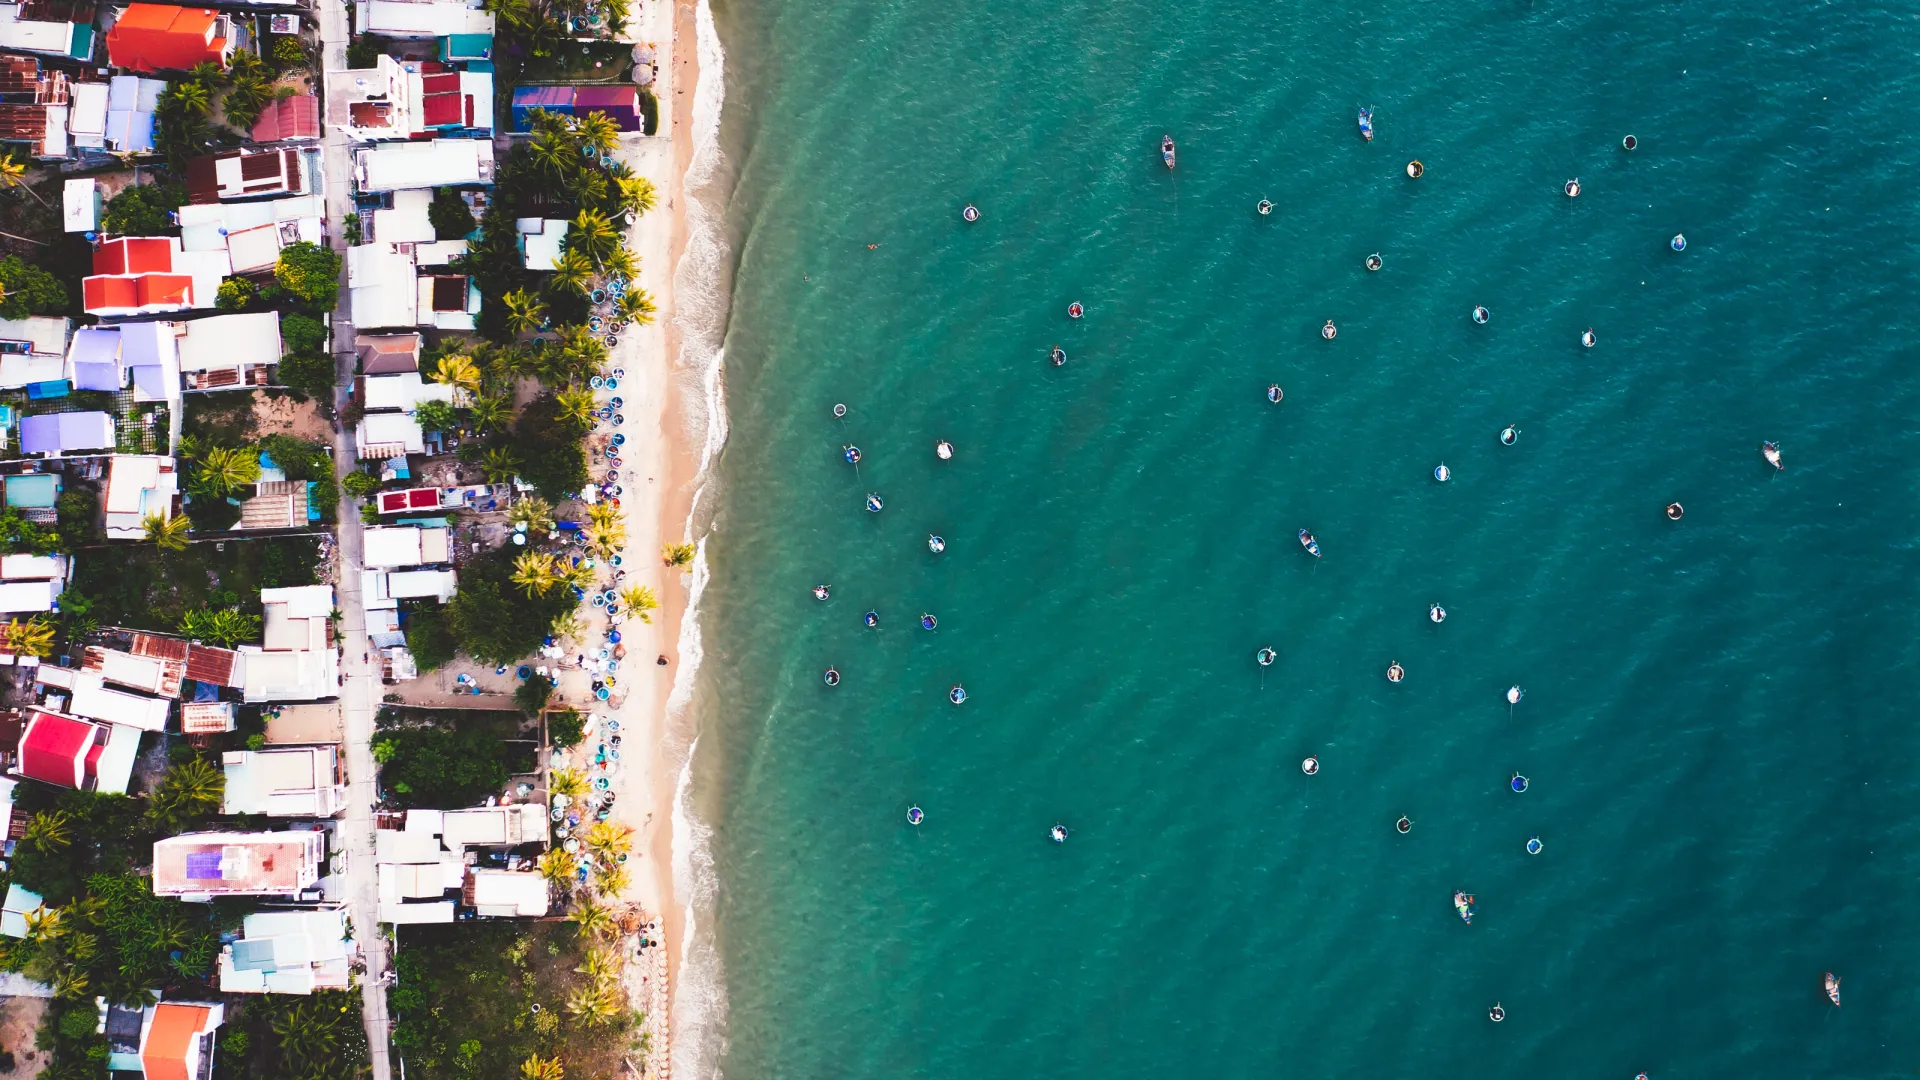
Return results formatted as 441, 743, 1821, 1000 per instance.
18, 710, 93, 788
93, 237, 173, 275
251, 94, 319, 142
184, 643, 238, 687
106, 4, 227, 74
82, 273, 193, 313
420, 92, 464, 128
141, 1003, 213, 1080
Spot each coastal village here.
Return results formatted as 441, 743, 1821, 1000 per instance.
0, 0, 685, 1075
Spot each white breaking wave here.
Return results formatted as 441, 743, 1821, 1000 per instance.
667, 1, 732, 1076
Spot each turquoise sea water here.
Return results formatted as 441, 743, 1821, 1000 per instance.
682, 0, 1920, 1075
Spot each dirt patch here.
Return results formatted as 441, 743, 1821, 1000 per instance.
0, 995, 51, 1078
253, 392, 334, 443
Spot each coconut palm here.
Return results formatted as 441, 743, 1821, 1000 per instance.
554, 326, 607, 379
144, 512, 190, 551
527, 125, 575, 178
22, 810, 71, 853
549, 611, 587, 644
511, 551, 561, 598
599, 245, 638, 285
148, 757, 225, 828
468, 394, 512, 434
0, 154, 47, 208
21, 906, 63, 943
583, 821, 634, 866
591, 861, 630, 899
554, 387, 598, 429
619, 585, 659, 625
575, 945, 619, 985
484, 0, 535, 32
568, 209, 619, 267
550, 768, 589, 798
189, 445, 261, 499
535, 847, 576, 888
507, 496, 556, 536
428, 353, 483, 397
519, 1053, 565, 1080
186, 60, 227, 90
3, 616, 55, 657
47, 966, 87, 1001
501, 288, 547, 337
568, 899, 615, 940
576, 111, 619, 156
478, 446, 522, 484
563, 167, 608, 209
499, 342, 547, 382
566, 983, 622, 1025
583, 519, 625, 559
614, 175, 657, 218
555, 561, 595, 593
616, 288, 657, 327
168, 81, 211, 116
548, 249, 594, 296
663, 542, 695, 567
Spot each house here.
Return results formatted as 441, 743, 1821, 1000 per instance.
66, 80, 106, 150
374, 486, 448, 514
82, 644, 184, 696
324, 56, 490, 140
103, 74, 163, 153
178, 194, 324, 277
151, 830, 326, 898
81, 237, 227, 317
439, 32, 491, 66
348, 237, 475, 331
0, 315, 72, 389
519, 218, 567, 269
0, 54, 68, 159
0, 553, 65, 614
236, 480, 313, 529
4, 473, 60, 524
67, 670, 171, 731
13, 708, 138, 794
179, 701, 234, 734
249, 94, 319, 143
375, 805, 548, 922
176, 312, 281, 391
365, 568, 457, 607
363, 525, 451, 568
356, 332, 420, 375
61, 176, 98, 230
105, 4, 234, 73
354, 0, 493, 39
240, 585, 336, 703
370, 187, 433, 243
353, 367, 457, 459
68, 321, 181, 401
220, 746, 345, 817
465, 869, 548, 917
510, 85, 643, 132
104, 455, 179, 539
441, 803, 547, 849
217, 908, 353, 994
101, 1000, 224, 1078
183, 148, 311, 204
0, 0, 97, 62
351, 137, 493, 193
19, 412, 113, 457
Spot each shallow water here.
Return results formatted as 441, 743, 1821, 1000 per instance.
683, 0, 1920, 1074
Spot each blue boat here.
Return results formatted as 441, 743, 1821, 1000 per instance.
1357, 106, 1373, 142
1298, 529, 1321, 558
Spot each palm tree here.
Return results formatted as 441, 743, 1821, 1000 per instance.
562, 167, 607, 209
47, 965, 88, 1001
149, 758, 225, 828
615, 175, 657, 217
535, 848, 576, 888
555, 387, 598, 429
499, 342, 546, 382
511, 551, 560, 597
21, 906, 63, 944
599, 245, 638, 285
169, 81, 211, 116
468, 394, 512, 434
575, 946, 619, 985
619, 585, 659, 624
586, 502, 622, 540
548, 249, 594, 296
576, 111, 619, 156
616, 288, 658, 327
144, 513, 191, 551
568, 899, 614, 940
555, 326, 607, 378
566, 984, 622, 1025
519, 1053, 565, 1080
478, 446, 521, 484
22, 810, 71, 853
3, 616, 56, 658
583, 821, 633, 866
186, 60, 227, 90
428, 353, 483, 397
0, 154, 47, 208
549, 611, 587, 644
549, 768, 589, 798
189, 445, 261, 499
583, 519, 625, 559
591, 862, 630, 898
527, 124, 575, 178
568, 209, 619, 266
507, 496, 555, 536
663, 542, 696, 567
555, 561, 595, 593
501, 288, 547, 336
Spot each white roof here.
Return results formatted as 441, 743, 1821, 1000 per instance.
469, 870, 548, 917
104, 455, 177, 540
237, 648, 338, 704
347, 243, 418, 329
353, 138, 492, 192
522, 219, 567, 270
0, 316, 71, 358
67, 671, 170, 731
0, 554, 65, 582
0, 581, 56, 614
67, 83, 107, 141
363, 371, 454, 412
356, 411, 424, 457
362, 526, 424, 568
221, 747, 343, 817
373, 187, 434, 243
440, 804, 545, 848
92, 722, 139, 796
359, 0, 494, 36
378, 899, 454, 924
261, 585, 335, 619
62, 177, 98, 230
218, 908, 353, 995
0, 7, 75, 57
414, 239, 466, 266
177, 313, 282, 372
386, 569, 456, 602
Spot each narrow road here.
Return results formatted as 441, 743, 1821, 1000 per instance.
316, 3, 394, 1077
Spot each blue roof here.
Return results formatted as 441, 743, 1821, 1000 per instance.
5, 473, 59, 509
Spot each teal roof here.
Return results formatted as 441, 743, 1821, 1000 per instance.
5, 473, 58, 509
67, 23, 92, 61
440, 33, 492, 60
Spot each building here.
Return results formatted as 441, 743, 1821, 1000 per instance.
183, 147, 311, 204
178, 193, 324, 277
240, 585, 337, 702
151, 830, 326, 898
175, 311, 281, 391
351, 137, 492, 192
12, 708, 138, 794
509, 84, 643, 132
356, 332, 420, 375
105, 4, 234, 73
324, 55, 490, 140
67, 670, 171, 731
519, 218, 567, 269
220, 746, 345, 817
179, 701, 234, 734
0, 315, 71, 389
102, 1000, 223, 1079
217, 908, 353, 994
235, 480, 314, 530
82, 644, 183, 696
250, 93, 319, 142
466, 869, 548, 917
375, 805, 549, 922
3, 473, 60, 523
81, 237, 227, 317
19, 412, 113, 457
0, 54, 68, 160
66, 79, 106, 150
104, 455, 180, 540
348, 237, 476, 332
353, 0, 493, 39
103, 74, 163, 153
68, 320, 180, 400
61, 176, 98, 230
0, 553, 67, 614
362, 525, 452, 568
0, 0, 97, 62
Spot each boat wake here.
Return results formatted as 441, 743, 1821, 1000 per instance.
668, 1, 731, 1076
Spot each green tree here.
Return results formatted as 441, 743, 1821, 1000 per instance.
342, 471, 381, 499
412, 398, 456, 434
567, 208, 619, 266
1, 616, 54, 658
269, 35, 307, 72
428, 187, 475, 240
501, 288, 546, 336
548, 708, 584, 748
614, 175, 657, 217
511, 393, 589, 499
619, 584, 659, 624
402, 604, 455, 671
177, 607, 261, 647
275, 241, 344, 308
0, 256, 65, 318
616, 287, 657, 326
215, 276, 257, 310
146, 757, 224, 830
547, 249, 593, 296
467, 394, 511, 433
281, 313, 329, 354
186, 445, 261, 499
101, 182, 186, 235
21, 810, 71, 853
276, 350, 335, 400
447, 548, 576, 664
663, 541, 695, 567
514, 674, 553, 715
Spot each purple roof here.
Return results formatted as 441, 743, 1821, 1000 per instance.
20, 412, 114, 455
68, 328, 125, 391
119, 321, 172, 368
132, 364, 168, 398
71, 362, 123, 391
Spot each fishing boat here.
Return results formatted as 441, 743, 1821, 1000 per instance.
1488, 1003, 1505, 1022
962, 204, 980, 222
833, 403, 847, 419
907, 805, 924, 825
1256, 646, 1277, 667
1267, 384, 1284, 404
927, 534, 945, 554
1301, 756, 1319, 775
1050, 346, 1067, 366
866, 493, 884, 513
1671, 233, 1687, 251
1582, 328, 1596, 348
823, 668, 840, 686
1050, 824, 1069, 843
1434, 463, 1450, 482
1666, 502, 1685, 520
1500, 425, 1518, 446
843, 445, 861, 464
1357, 106, 1374, 142
1472, 305, 1490, 324
936, 440, 955, 460
813, 585, 830, 601
1322, 320, 1338, 340
1762, 441, 1784, 470
1161, 134, 1176, 169
1507, 685, 1524, 705
1396, 816, 1412, 834
1387, 661, 1405, 683
1511, 773, 1529, 792
1454, 891, 1475, 925
1298, 529, 1321, 558
1564, 178, 1582, 197
1365, 253, 1383, 271
1623, 134, 1639, 151
1430, 604, 1447, 624
863, 610, 879, 628
1256, 198, 1273, 215
920, 613, 938, 631
949, 685, 967, 705
1526, 836, 1543, 855
1068, 302, 1084, 319
1824, 972, 1841, 1007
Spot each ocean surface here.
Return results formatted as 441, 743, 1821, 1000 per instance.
672, 0, 1920, 1075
